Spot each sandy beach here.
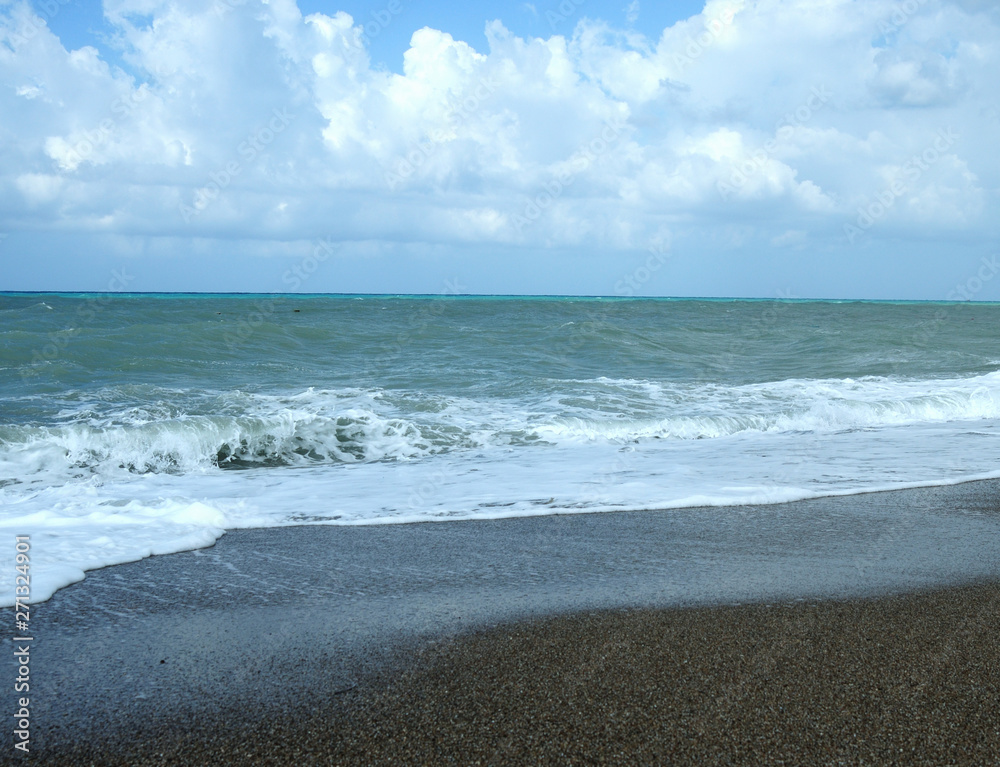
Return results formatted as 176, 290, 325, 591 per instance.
14, 479, 1000, 765
4, 0, 998, 759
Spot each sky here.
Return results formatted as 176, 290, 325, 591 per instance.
0, 0, 997, 298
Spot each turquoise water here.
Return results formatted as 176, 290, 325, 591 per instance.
4, 293, 1000, 603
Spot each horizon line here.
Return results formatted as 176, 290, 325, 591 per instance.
0, 291, 995, 305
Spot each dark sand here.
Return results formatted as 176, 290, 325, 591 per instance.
11, 480, 1000, 765
35, 584, 1000, 766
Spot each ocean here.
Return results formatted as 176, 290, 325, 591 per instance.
3, 293, 1000, 604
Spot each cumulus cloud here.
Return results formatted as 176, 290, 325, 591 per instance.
0, 0, 996, 293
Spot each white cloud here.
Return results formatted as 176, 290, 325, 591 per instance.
0, 0, 996, 287
625, 1, 640, 25
15, 172, 63, 205
770, 229, 807, 248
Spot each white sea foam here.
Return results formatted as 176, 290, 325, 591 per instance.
4, 371, 1000, 605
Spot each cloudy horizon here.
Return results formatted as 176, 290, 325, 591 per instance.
1, 0, 997, 299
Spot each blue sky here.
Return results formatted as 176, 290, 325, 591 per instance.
1, 0, 998, 298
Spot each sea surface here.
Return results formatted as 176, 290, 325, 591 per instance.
3, 293, 1000, 604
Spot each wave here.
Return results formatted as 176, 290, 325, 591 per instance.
537, 374, 1000, 441
3, 372, 1000, 484
0, 409, 438, 482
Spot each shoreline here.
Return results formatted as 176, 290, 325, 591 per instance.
34, 582, 1000, 766
14, 478, 1000, 764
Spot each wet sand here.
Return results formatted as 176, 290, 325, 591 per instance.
12, 479, 1000, 765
